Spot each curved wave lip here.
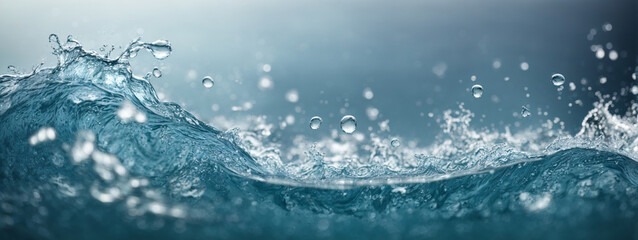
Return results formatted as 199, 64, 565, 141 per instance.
0, 35, 637, 239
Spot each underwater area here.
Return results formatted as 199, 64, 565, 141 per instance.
1, 0, 638, 239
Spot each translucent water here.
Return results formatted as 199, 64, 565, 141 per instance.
471, 84, 484, 98
391, 138, 400, 147
309, 116, 322, 130
1, 35, 638, 240
521, 106, 531, 117
363, 87, 374, 100
340, 115, 357, 133
551, 73, 565, 86
202, 76, 214, 88
152, 67, 162, 78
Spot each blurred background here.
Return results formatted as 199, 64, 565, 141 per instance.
1, 0, 636, 146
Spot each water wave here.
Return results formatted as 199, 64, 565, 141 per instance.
1, 35, 637, 239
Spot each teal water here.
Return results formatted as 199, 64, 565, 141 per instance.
1, 35, 638, 239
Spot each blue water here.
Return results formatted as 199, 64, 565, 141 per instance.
1, 35, 638, 239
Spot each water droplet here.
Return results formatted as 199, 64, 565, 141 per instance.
471, 84, 484, 98
602, 22, 613, 32
599, 77, 607, 84
148, 40, 172, 60
309, 116, 322, 130
521, 106, 531, 118
258, 76, 273, 90
262, 64, 271, 72
633, 72, 637, 80
363, 88, 374, 100
340, 115, 357, 134
391, 138, 400, 147
202, 76, 214, 88
285, 89, 299, 103
366, 107, 379, 121
520, 62, 529, 71
49, 34, 61, 51
595, 48, 605, 59
152, 67, 162, 78
609, 50, 618, 61
470, 75, 477, 81
551, 73, 565, 86
7, 65, 18, 74
492, 60, 501, 69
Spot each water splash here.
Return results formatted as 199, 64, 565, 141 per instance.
1, 35, 638, 239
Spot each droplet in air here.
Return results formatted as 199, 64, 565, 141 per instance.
148, 40, 172, 60
602, 23, 613, 32
49, 34, 62, 51
551, 73, 565, 86
202, 76, 214, 88
366, 107, 379, 121
599, 77, 607, 84
471, 84, 484, 98
309, 116, 322, 130
520, 62, 529, 71
595, 48, 605, 59
340, 115, 357, 134
258, 76, 273, 90
262, 64, 271, 72
608, 50, 618, 61
391, 138, 400, 147
363, 87, 374, 100
7, 65, 18, 74
152, 67, 162, 78
521, 106, 531, 118
285, 89, 299, 103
